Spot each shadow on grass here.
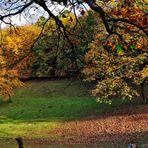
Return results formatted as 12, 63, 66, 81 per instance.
0, 96, 148, 124
0, 96, 107, 123
0, 79, 147, 140
0, 79, 147, 145
1, 79, 147, 123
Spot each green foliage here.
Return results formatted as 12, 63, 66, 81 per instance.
83, 20, 148, 103
32, 11, 97, 77
36, 16, 47, 26
115, 44, 124, 54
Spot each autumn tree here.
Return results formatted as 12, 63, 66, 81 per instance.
83, 1, 148, 103
2, 25, 41, 78
0, 0, 147, 102
0, 25, 40, 101
0, 47, 23, 102
0, 1, 147, 42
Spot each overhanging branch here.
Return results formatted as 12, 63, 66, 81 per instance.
34, 0, 79, 71
107, 18, 148, 36
0, 1, 33, 22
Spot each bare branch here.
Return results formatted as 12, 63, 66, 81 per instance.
0, 1, 33, 21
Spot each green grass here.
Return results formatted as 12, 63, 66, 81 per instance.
0, 79, 125, 139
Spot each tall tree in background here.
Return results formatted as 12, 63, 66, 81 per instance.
0, 0, 147, 103
3, 25, 41, 78
0, 48, 23, 102
32, 11, 96, 77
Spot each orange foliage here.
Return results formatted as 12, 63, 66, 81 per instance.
0, 25, 41, 101
3, 25, 41, 78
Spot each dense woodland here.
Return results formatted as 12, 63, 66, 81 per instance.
0, 1, 148, 146
0, 0, 147, 103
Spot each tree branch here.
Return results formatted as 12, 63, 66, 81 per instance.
107, 18, 148, 36
0, 1, 33, 21
34, 0, 79, 71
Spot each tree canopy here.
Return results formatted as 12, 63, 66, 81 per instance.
0, 0, 147, 35
0, 0, 147, 103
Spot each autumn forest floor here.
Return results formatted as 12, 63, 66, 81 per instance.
0, 79, 147, 148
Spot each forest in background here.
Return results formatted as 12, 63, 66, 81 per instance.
0, 1, 148, 146
0, 0, 147, 104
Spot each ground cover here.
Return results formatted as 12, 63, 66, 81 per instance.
0, 79, 147, 147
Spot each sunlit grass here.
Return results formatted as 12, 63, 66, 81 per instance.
0, 79, 125, 139
0, 121, 58, 138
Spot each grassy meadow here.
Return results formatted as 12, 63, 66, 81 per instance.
0, 79, 147, 147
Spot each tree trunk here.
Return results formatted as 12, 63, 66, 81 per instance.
141, 77, 148, 104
